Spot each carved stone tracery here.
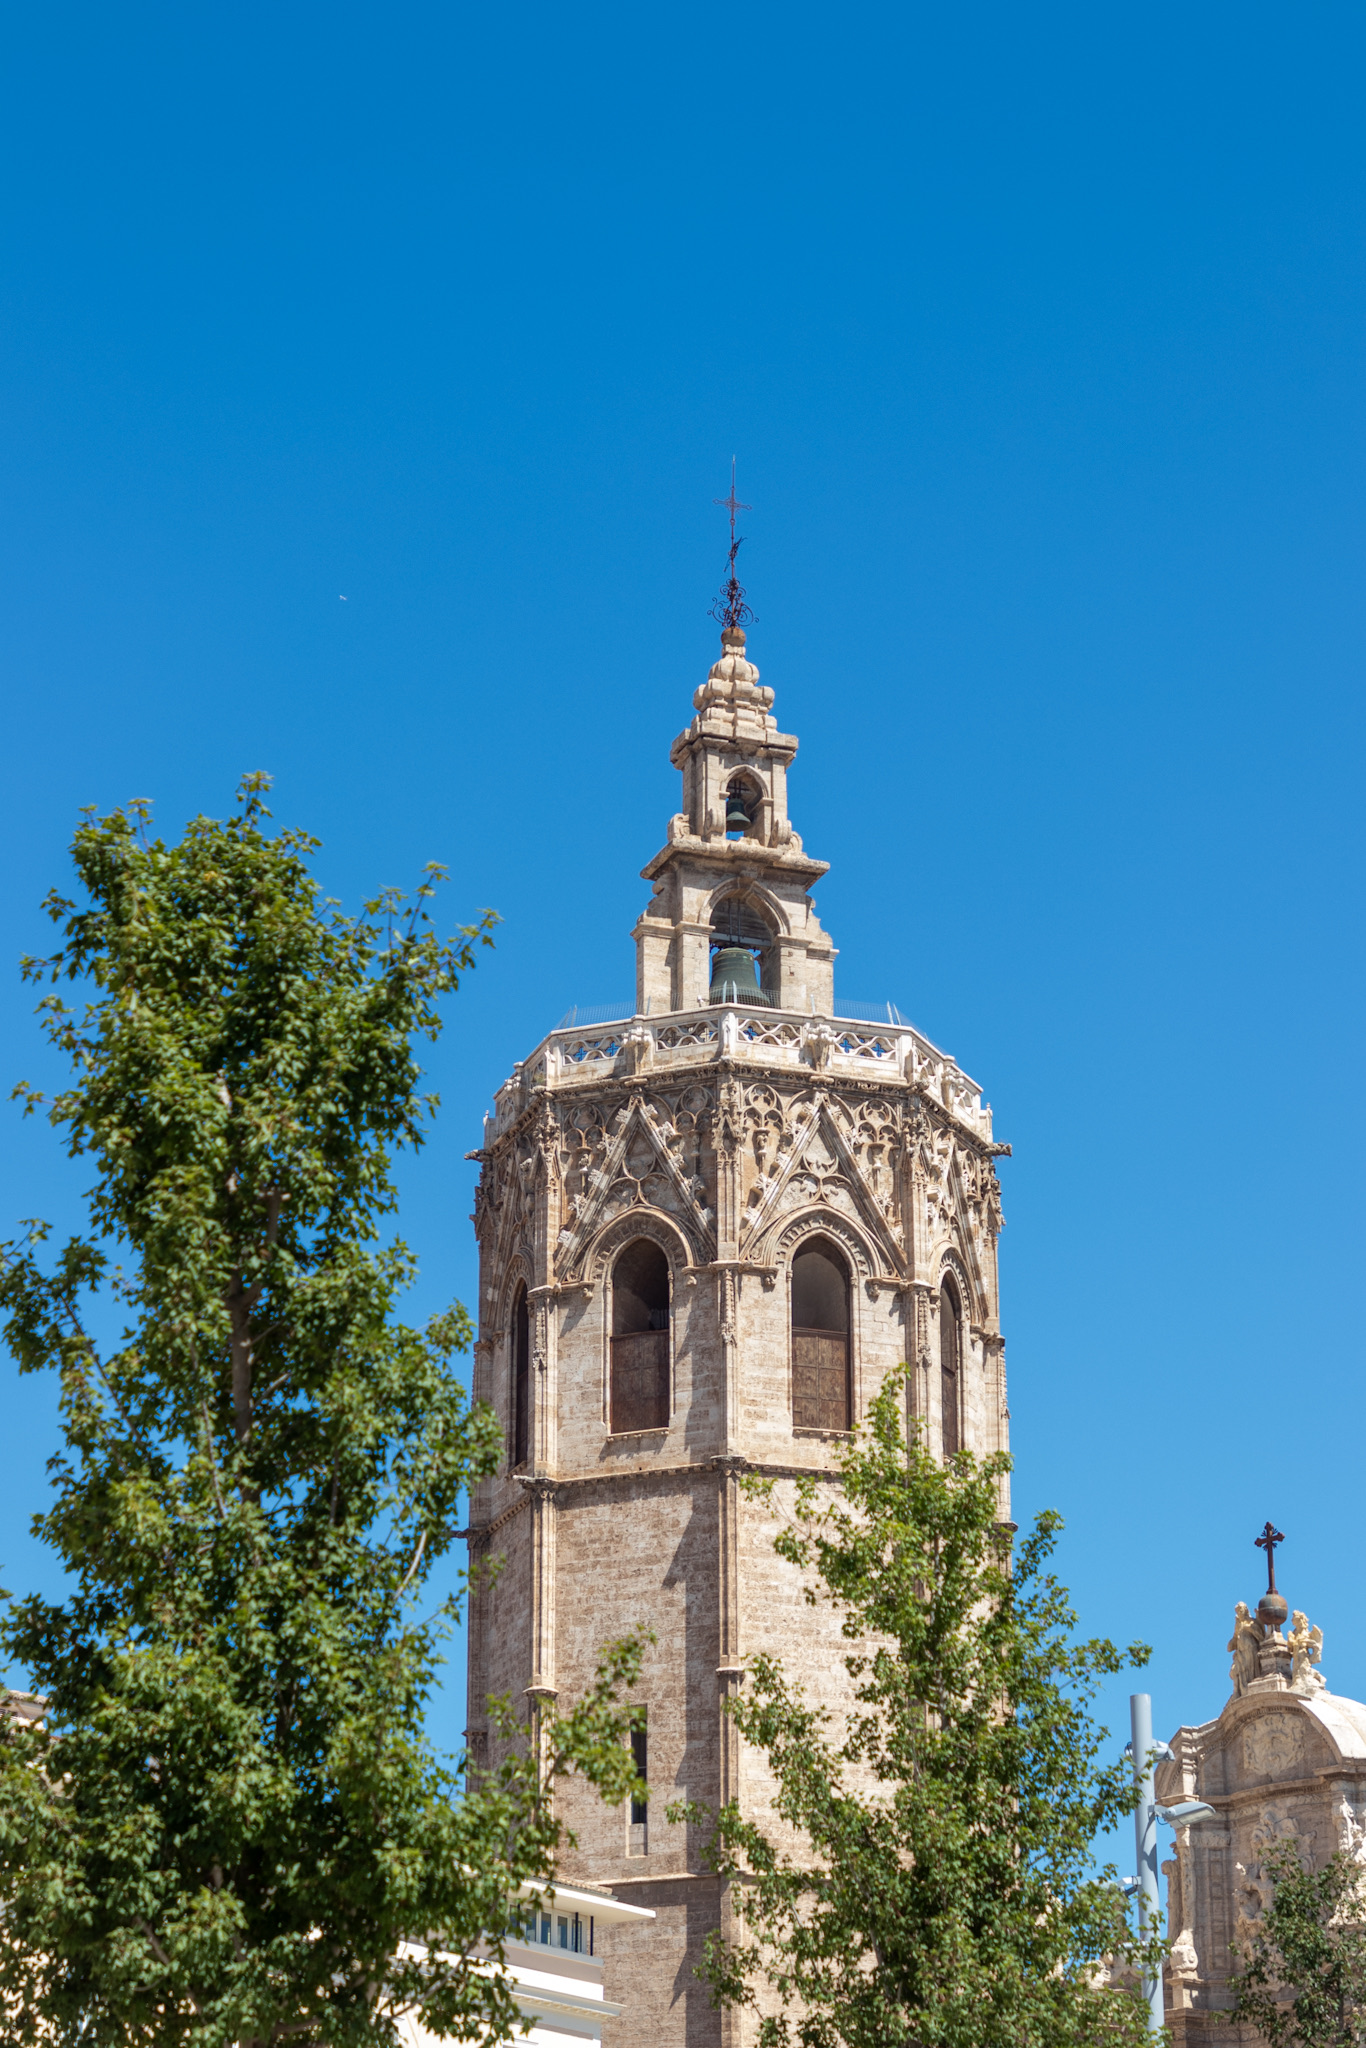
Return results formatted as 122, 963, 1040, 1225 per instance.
494, 1065, 1003, 1311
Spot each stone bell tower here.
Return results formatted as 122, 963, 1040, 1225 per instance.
464, 620, 1010, 2047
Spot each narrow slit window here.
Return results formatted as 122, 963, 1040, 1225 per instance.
791, 1238, 851, 1432
628, 1717, 648, 1856
630, 1724, 648, 1825
611, 1241, 670, 1433
940, 1275, 961, 1461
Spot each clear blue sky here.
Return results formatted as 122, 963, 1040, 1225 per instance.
2, 2, 1364, 1790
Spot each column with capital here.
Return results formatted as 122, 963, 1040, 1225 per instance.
525, 1477, 559, 1788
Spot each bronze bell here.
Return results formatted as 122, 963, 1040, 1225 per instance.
709, 945, 760, 1002
724, 793, 751, 832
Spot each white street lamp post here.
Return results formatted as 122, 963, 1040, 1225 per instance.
1129, 1692, 1219, 2034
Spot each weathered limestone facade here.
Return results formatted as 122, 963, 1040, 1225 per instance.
464, 624, 1010, 2047
1157, 1599, 1361, 2044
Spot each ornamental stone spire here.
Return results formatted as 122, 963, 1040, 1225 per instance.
632, 624, 836, 1016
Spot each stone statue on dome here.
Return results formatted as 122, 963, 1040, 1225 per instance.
1289, 1610, 1325, 1694
1228, 1601, 1262, 1698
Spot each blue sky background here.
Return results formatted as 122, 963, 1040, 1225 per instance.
2, 0, 1364, 1815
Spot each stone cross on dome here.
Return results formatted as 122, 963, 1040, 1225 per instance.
1228, 1520, 1326, 1699
1254, 1518, 1288, 1638
1255, 1520, 1284, 1595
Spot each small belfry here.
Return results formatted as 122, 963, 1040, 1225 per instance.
632, 619, 836, 1016
464, 525, 1010, 2046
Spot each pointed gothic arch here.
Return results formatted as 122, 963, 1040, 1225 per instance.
511, 1280, 532, 1471
610, 1237, 670, 1433
555, 1100, 714, 1288
582, 1206, 698, 1289
767, 1205, 880, 1285
939, 1269, 962, 1461
790, 1234, 851, 1433
708, 892, 778, 1006
703, 877, 793, 937
937, 1142, 990, 1326
936, 1241, 981, 1333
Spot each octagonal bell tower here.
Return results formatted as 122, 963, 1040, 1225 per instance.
465, 620, 1010, 2048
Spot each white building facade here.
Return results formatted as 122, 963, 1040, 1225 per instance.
397, 1885, 655, 2048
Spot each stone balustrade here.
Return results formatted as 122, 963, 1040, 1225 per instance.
484, 1003, 990, 1146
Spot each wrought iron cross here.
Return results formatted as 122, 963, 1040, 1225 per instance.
713, 458, 750, 550
709, 459, 755, 631
1255, 1520, 1285, 1594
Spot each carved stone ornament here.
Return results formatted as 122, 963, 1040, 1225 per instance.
1240, 1716, 1306, 1779
801, 1019, 839, 1070
1289, 1610, 1326, 1695
620, 1023, 653, 1075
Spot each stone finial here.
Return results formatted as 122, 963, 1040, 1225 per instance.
692, 627, 776, 717
1255, 1612, 1293, 1685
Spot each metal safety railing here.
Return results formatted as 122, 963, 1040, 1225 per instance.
507, 1906, 595, 1956
557, 997, 909, 1028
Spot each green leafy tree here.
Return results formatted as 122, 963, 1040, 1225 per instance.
672, 1373, 1156, 2048
0, 777, 646, 2048
1234, 1838, 1366, 2048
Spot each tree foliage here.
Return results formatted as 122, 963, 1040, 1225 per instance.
672, 1373, 1156, 2048
0, 777, 647, 2047
1234, 1838, 1366, 2048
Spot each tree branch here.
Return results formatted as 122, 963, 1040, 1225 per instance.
235, 1189, 287, 1320
227, 1286, 254, 1451
50, 1284, 138, 1442
395, 1528, 428, 1603
199, 1397, 228, 1522
137, 1921, 203, 2015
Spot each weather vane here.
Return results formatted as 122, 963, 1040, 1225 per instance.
709, 458, 755, 632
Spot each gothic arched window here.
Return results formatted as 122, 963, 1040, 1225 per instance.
940, 1274, 961, 1460
791, 1237, 850, 1432
611, 1240, 670, 1434
512, 1283, 531, 1470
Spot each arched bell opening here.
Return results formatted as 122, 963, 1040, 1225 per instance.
511, 1282, 531, 1471
939, 1272, 962, 1460
790, 1236, 851, 1432
610, 1239, 670, 1433
708, 894, 776, 1008
724, 772, 763, 840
